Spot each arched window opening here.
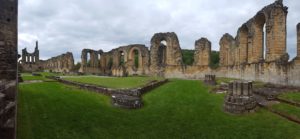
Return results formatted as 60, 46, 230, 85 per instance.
87, 52, 91, 67
158, 40, 167, 66
108, 57, 113, 70
263, 24, 267, 59
119, 51, 125, 66
133, 49, 139, 69
254, 13, 266, 61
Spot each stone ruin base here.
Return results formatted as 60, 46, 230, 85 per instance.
0, 80, 17, 139
111, 94, 143, 109
204, 74, 217, 85
224, 81, 257, 114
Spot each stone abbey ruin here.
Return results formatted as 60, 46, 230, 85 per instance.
1, 0, 300, 138
20, 0, 300, 86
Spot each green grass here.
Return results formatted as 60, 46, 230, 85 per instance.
63, 76, 164, 89
271, 103, 300, 120
279, 92, 300, 103
21, 72, 63, 81
17, 79, 300, 139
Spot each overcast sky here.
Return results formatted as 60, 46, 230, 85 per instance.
18, 0, 300, 62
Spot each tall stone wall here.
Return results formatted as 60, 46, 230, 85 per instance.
194, 38, 211, 66
80, 44, 150, 76
297, 23, 300, 58
149, 32, 183, 76
42, 52, 74, 73
79, 49, 103, 74
0, 0, 18, 138
20, 41, 41, 72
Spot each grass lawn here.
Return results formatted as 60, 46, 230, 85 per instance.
279, 92, 300, 103
63, 76, 164, 89
17, 79, 300, 139
21, 72, 63, 81
271, 103, 300, 120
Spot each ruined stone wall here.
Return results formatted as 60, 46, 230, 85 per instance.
194, 38, 211, 66
80, 44, 150, 76
0, 0, 18, 138
76, 1, 300, 87
297, 23, 300, 58
149, 32, 183, 76
219, 34, 236, 66
79, 49, 103, 74
42, 52, 74, 73
20, 41, 41, 72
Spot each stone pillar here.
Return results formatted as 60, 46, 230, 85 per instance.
204, 74, 216, 85
297, 23, 300, 58
194, 38, 211, 66
224, 81, 256, 114
265, 3, 288, 62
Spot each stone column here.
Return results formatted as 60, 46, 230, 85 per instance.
297, 23, 300, 58
224, 81, 256, 114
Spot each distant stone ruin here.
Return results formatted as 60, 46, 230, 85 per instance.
42, 52, 74, 73
76, 1, 300, 87
79, 44, 150, 76
224, 81, 256, 114
0, 0, 18, 138
79, 49, 103, 74
20, 43, 75, 73
21, 41, 41, 72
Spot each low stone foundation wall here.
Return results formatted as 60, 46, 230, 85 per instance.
46, 76, 168, 108
0, 80, 17, 139
111, 94, 143, 109
47, 76, 168, 97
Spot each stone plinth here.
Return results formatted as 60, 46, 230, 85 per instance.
111, 94, 143, 109
204, 74, 217, 85
224, 81, 256, 114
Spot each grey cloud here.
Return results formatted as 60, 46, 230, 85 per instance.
18, 0, 300, 62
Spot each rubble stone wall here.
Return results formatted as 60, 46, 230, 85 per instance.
0, 0, 18, 138
42, 52, 74, 73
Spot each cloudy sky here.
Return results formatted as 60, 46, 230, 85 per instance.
18, 0, 300, 62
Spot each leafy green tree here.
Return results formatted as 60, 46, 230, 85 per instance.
182, 49, 194, 65
210, 51, 220, 69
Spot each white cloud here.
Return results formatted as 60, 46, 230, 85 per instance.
18, 0, 300, 62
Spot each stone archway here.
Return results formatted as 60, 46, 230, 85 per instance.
150, 32, 183, 76
128, 47, 143, 71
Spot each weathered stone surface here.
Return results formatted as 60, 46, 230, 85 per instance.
0, 0, 18, 138
297, 23, 300, 58
224, 81, 257, 114
204, 74, 216, 85
79, 44, 150, 76
194, 38, 211, 66
42, 52, 74, 73
79, 49, 103, 74
21, 41, 41, 72
111, 94, 143, 109
150, 32, 183, 76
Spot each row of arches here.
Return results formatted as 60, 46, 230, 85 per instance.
220, 3, 287, 66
